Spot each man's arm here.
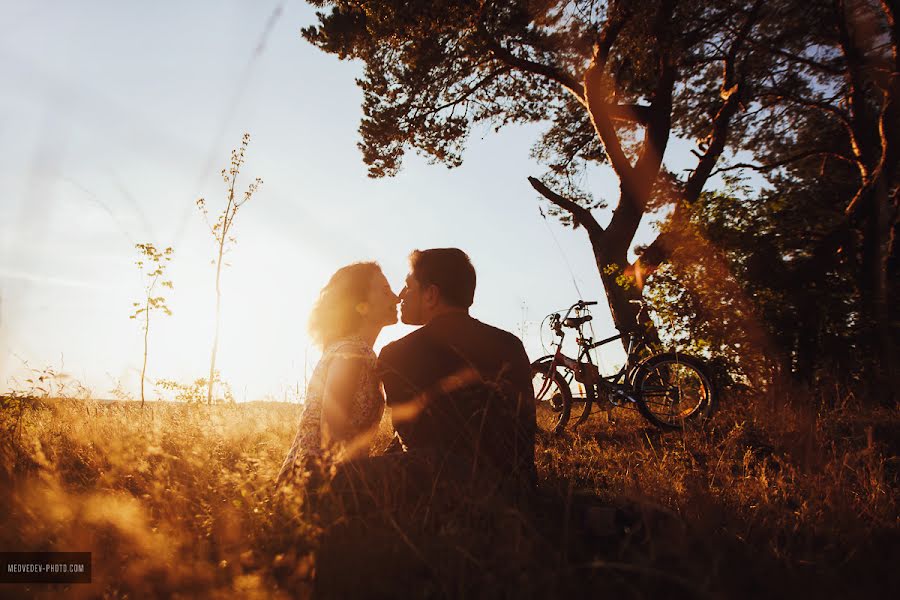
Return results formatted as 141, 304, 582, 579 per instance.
377, 342, 417, 450
377, 342, 405, 407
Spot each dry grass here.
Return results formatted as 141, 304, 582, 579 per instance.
1, 393, 897, 599
539, 396, 899, 598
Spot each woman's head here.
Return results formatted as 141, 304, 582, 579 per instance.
308, 262, 399, 348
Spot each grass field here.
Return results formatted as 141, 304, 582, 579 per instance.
1, 394, 897, 599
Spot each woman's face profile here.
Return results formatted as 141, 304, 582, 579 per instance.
365, 270, 399, 327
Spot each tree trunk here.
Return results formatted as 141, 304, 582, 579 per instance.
858, 178, 898, 404
207, 238, 226, 406
531, 0, 772, 357
593, 246, 661, 348
528, 177, 663, 352
834, 0, 900, 404
141, 303, 149, 409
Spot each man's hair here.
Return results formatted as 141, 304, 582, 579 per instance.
409, 248, 476, 309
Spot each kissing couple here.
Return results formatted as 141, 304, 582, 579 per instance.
275, 247, 537, 512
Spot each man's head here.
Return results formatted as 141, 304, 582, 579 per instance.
399, 248, 476, 325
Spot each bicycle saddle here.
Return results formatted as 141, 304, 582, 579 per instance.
564, 315, 592, 328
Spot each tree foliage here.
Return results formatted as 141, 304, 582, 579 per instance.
645, 0, 899, 400
301, 0, 898, 400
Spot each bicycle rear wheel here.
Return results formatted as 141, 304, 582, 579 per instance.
633, 353, 715, 430
530, 363, 572, 434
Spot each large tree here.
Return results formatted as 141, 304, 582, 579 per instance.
303, 0, 780, 340
301, 0, 897, 395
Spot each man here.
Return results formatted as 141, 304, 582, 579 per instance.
377, 248, 537, 490
315, 249, 536, 596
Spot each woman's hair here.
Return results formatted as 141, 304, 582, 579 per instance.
308, 262, 382, 348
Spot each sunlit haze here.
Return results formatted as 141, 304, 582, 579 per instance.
0, 1, 699, 401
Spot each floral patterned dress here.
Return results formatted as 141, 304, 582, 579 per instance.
277, 337, 384, 484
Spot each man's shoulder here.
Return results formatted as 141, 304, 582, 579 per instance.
378, 327, 430, 363
470, 318, 527, 354
379, 316, 527, 363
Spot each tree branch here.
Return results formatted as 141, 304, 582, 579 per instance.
846, 89, 896, 215
483, 37, 585, 104
627, 0, 767, 282
602, 0, 676, 248
683, 0, 766, 200
879, 0, 899, 71
710, 149, 858, 175
607, 103, 653, 124
757, 91, 854, 132
583, 66, 634, 180
528, 176, 604, 237
632, 0, 678, 188
414, 66, 512, 119
578, 3, 638, 180
632, 61, 677, 184
836, 0, 871, 151
749, 41, 845, 76
594, 1, 632, 66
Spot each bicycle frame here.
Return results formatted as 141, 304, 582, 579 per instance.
534, 302, 647, 426
534, 299, 717, 431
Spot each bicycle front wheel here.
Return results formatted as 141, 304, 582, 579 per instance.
531, 363, 572, 435
634, 353, 716, 430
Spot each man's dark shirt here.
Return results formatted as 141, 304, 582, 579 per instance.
377, 312, 536, 487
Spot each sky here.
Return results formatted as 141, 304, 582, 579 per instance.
0, 0, 700, 402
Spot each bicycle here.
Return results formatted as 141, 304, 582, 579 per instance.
531, 299, 716, 433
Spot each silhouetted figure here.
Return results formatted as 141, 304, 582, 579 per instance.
382, 248, 536, 489
331, 249, 536, 512
275, 262, 399, 493
317, 249, 537, 598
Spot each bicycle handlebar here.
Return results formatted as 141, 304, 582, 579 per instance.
545, 298, 650, 349
548, 300, 598, 338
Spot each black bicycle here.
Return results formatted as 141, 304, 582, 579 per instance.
531, 299, 716, 433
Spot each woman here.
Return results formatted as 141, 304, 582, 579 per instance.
275, 262, 399, 489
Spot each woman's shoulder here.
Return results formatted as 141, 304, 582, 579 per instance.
320, 338, 379, 399
322, 337, 376, 365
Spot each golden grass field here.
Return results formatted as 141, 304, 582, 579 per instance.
1, 393, 897, 599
